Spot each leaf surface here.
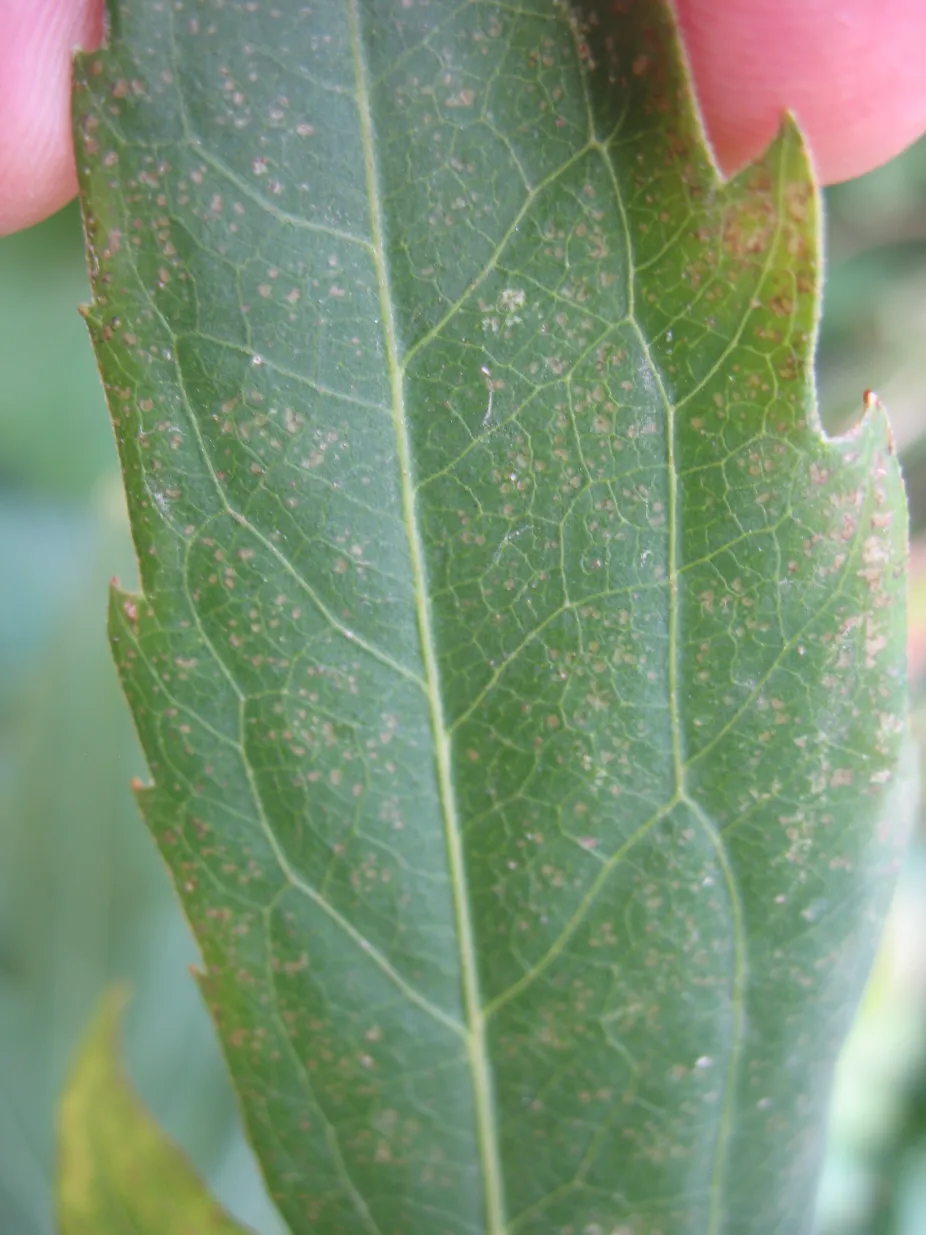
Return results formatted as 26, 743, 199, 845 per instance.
72, 1, 909, 1231
57, 989, 253, 1235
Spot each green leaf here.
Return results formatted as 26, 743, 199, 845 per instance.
72, 1, 910, 1231
57, 988, 253, 1235
0, 489, 280, 1235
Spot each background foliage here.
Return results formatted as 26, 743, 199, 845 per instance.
0, 114, 924, 1235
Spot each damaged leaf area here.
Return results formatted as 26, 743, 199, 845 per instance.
72, 0, 908, 1232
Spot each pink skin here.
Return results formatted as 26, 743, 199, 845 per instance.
0, 0, 103, 235
673, 0, 926, 185
1, 0, 925, 236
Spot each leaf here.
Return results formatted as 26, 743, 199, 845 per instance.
0, 490, 279, 1235
57, 988, 253, 1235
72, 1, 910, 1231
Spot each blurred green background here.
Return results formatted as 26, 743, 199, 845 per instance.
1, 139, 925, 1235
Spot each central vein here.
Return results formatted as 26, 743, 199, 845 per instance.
346, 2, 507, 1231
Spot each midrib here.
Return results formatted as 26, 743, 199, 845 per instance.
345, 2, 507, 1231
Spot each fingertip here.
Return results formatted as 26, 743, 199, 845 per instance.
674, 0, 926, 185
2, 1, 925, 238
0, 0, 104, 236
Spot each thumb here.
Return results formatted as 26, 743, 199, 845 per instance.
0, 0, 104, 236
673, 0, 926, 185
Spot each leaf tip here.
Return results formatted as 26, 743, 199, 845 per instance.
860, 388, 897, 454
58, 985, 256, 1235
832, 387, 900, 460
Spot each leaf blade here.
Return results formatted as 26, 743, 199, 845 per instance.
73, 2, 909, 1232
